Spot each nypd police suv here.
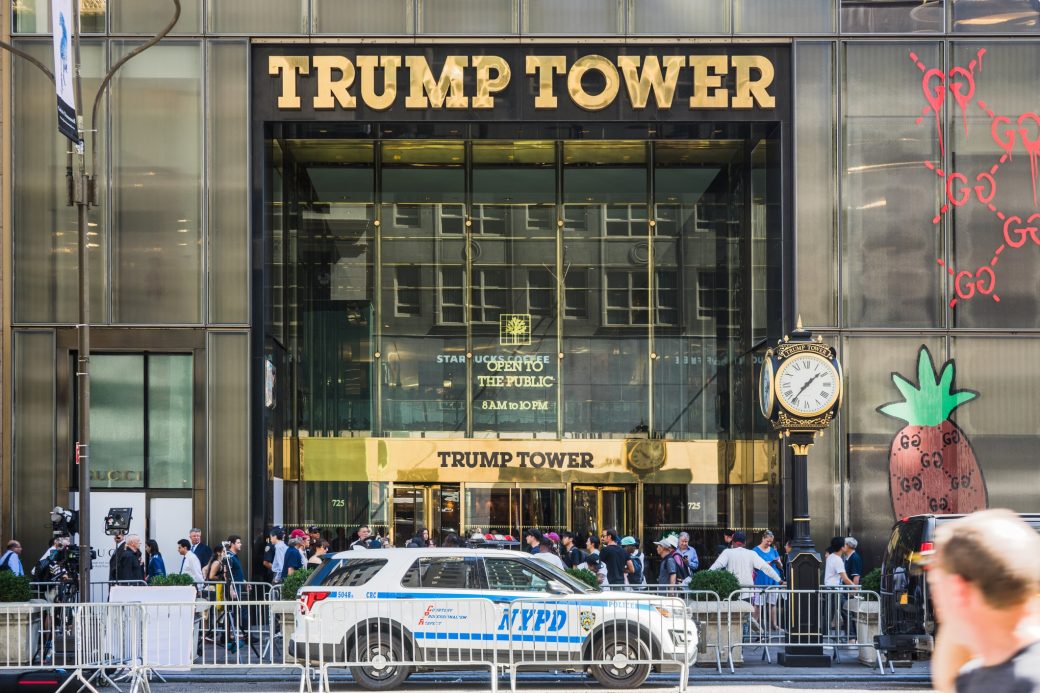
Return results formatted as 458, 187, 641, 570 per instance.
289, 548, 697, 690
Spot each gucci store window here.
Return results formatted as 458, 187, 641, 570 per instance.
74, 354, 194, 489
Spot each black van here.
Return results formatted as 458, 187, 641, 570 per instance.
875, 513, 1040, 661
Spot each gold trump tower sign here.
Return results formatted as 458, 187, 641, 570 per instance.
254, 46, 789, 122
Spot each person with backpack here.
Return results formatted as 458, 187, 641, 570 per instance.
654, 535, 685, 589
560, 531, 586, 569
621, 536, 646, 589
0, 540, 24, 576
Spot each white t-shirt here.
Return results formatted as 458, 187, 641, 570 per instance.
823, 552, 846, 586
533, 552, 566, 571
709, 546, 781, 586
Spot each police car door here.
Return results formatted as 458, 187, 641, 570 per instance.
482, 556, 576, 658
401, 555, 492, 659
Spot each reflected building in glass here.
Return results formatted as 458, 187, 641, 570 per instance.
3, 0, 1040, 574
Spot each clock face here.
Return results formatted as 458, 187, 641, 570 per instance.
775, 352, 840, 418
759, 352, 775, 419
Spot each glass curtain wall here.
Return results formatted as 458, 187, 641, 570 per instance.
267, 127, 779, 442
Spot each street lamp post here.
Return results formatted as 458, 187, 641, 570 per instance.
1, 0, 180, 600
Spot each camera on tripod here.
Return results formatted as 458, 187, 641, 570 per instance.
50, 506, 78, 539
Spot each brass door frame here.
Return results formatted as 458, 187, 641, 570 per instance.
571, 484, 636, 537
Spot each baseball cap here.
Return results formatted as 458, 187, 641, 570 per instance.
654, 535, 678, 549
307, 525, 320, 533
289, 529, 307, 539
545, 531, 560, 542
525, 528, 544, 542
732, 531, 747, 544
620, 536, 637, 547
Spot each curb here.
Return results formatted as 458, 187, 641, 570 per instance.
153, 672, 932, 685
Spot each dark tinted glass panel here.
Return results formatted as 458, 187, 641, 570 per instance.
319, 559, 388, 587
405, 557, 481, 589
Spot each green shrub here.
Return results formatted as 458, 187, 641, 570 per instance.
148, 573, 196, 587
280, 568, 314, 600
688, 569, 741, 598
0, 571, 32, 602
565, 567, 600, 590
861, 567, 881, 594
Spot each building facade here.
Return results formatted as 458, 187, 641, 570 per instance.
4, 0, 1040, 575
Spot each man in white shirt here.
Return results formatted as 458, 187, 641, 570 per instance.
173, 539, 204, 587
709, 531, 783, 597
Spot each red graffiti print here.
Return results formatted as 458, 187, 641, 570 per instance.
911, 48, 1040, 309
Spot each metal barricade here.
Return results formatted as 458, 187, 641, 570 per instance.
199, 580, 275, 603
506, 594, 692, 693
0, 601, 143, 693
138, 598, 311, 692
603, 584, 724, 673
70, 602, 145, 692
296, 597, 500, 693
724, 586, 886, 673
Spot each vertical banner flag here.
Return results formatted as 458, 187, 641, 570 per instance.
51, 0, 79, 142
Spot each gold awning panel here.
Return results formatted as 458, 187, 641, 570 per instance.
298, 437, 777, 485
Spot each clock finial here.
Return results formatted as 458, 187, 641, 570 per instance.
796, 314, 803, 331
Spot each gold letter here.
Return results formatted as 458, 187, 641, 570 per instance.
567, 55, 620, 112
689, 55, 729, 109
312, 55, 356, 109
405, 55, 470, 109
472, 55, 511, 109
526, 55, 566, 109
731, 55, 776, 109
268, 56, 310, 110
357, 55, 401, 111
618, 55, 685, 109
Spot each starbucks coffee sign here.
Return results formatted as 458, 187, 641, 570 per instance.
253, 44, 790, 123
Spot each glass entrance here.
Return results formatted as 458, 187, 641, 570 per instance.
392, 485, 425, 547
391, 483, 460, 546
571, 485, 635, 541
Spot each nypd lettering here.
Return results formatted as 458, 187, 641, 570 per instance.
497, 607, 567, 633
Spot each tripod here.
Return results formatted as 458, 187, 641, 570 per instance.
220, 547, 258, 658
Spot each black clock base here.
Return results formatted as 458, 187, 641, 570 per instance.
778, 648, 832, 668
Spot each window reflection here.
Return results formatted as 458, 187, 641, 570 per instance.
268, 132, 778, 440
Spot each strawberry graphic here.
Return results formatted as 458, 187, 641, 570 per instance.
878, 347, 988, 517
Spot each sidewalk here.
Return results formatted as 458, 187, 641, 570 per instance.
150, 653, 931, 686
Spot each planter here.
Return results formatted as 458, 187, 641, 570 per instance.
686, 598, 752, 667
271, 601, 300, 663
851, 598, 881, 666
0, 601, 43, 666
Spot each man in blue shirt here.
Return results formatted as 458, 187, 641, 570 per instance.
268, 528, 288, 583
677, 532, 700, 572
0, 540, 24, 576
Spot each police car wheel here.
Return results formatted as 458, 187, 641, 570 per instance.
349, 633, 412, 690
589, 635, 650, 689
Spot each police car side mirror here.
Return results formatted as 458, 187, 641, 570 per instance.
547, 580, 569, 595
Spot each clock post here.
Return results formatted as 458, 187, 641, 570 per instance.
758, 318, 843, 667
